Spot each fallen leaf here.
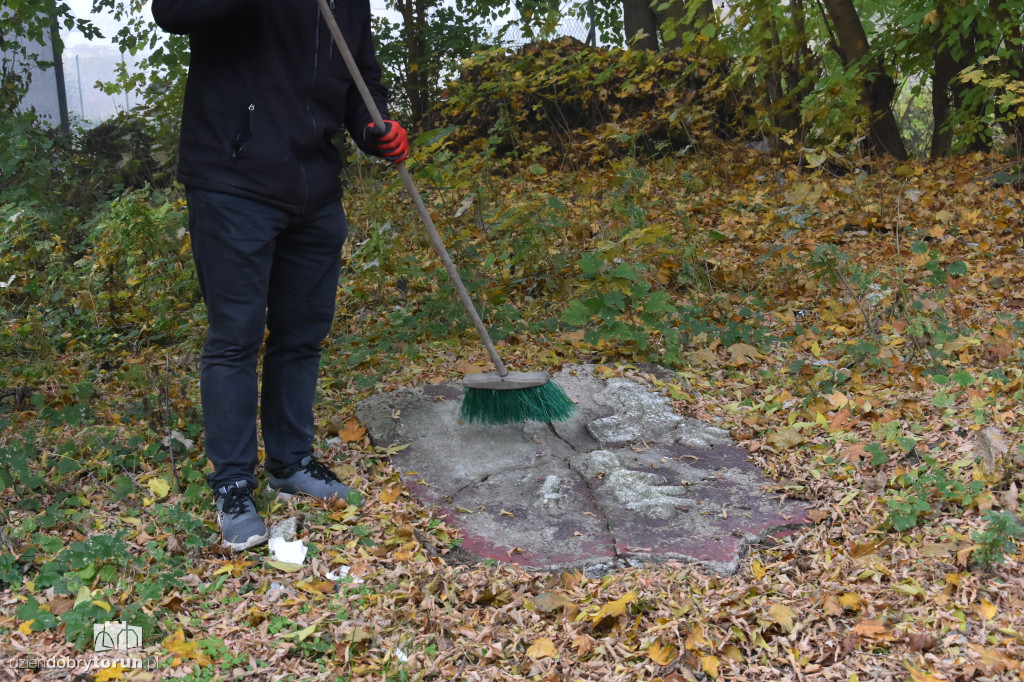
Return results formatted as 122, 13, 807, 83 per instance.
767, 426, 805, 450
280, 622, 318, 641
337, 418, 366, 443
839, 592, 862, 611
162, 628, 213, 667
907, 633, 940, 653
727, 342, 760, 366
853, 618, 895, 642
768, 603, 796, 632
526, 637, 559, 659
534, 591, 574, 613
379, 485, 402, 504
147, 477, 170, 498
648, 638, 678, 665
975, 598, 997, 621
93, 665, 127, 681
700, 654, 720, 676
590, 589, 637, 626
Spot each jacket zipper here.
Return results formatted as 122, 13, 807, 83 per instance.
232, 103, 255, 158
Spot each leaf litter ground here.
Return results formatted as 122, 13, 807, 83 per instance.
1, 147, 1023, 681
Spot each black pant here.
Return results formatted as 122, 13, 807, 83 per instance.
186, 188, 348, 491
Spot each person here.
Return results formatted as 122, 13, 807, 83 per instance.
153, 0, 409, 551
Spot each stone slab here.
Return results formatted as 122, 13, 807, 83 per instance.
355, 364, 808, 574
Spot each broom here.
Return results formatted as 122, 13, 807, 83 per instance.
316, 0, 575, 425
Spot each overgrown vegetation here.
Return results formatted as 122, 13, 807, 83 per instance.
2, 3, 1024, 678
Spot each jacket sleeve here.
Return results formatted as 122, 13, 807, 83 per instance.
345, 13, 392, 154
152, 0, 254, 34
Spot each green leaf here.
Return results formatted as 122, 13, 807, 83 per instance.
563, 300, 591, 326
579, 253, 604, 276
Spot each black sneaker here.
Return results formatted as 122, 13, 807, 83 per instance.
214, 481, 269, 551
267, 456, 363, 505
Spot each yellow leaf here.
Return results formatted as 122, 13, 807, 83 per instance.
810, 340, 822, 357
768, 603, 796, 632
526, 637, 559, 659
590, 589, 638, 625
906, 662, 947, 682
648, 638, 678, 665
147, 477, 171, 498
976, 598, 997, 621
280, 623, 318, 641
750, 559, 765, 580
700, 654, 720, 676
722, 644, 743, 662
266, 560, 304, 573
91, 600, 112, 613
93, 665, 127, 681
379, 485, 402, 504
840, 592, 862, 611
18, 620, 34, 635
162, 628, 213, 667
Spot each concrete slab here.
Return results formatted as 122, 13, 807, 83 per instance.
355, 365, 808, 574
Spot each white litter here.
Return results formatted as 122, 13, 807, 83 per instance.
268, 518, 307, 565
394, 647, 408, 662
269, 537, 307, 565
325, 566, 363, 584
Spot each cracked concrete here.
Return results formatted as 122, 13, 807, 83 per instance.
355, 364, 808, 574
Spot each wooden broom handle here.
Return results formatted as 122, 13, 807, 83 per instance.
315, 0, 508, 378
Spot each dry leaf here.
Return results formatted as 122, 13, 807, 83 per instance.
337, 418, 366, 443
728, 342, 759, 366
975, 598, 997, 621
162, 628, 213, 667
590, 589, 637, 626
839, 592, 862, 611
700, 654, 720, 676
147, 477, 171, 498
93, 665, 127, 681
534, 591, 574, 613
648, 638, 678, 665
853, 619, 895, 642
526, 637, 559, 659
907, 633, 940, 653
768, 603, 797, 632
379, 485, 402, 504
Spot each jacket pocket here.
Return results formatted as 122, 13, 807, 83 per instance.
232, 103, 255, 158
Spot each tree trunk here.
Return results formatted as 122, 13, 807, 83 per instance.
822, 0, 908, 159
930, 46, 956, 158
622, 0, 659, 50
397, 0, 430, 126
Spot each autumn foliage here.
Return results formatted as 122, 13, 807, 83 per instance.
2, 38, 1024, 682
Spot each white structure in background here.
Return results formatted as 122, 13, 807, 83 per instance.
3, 14, 70, 132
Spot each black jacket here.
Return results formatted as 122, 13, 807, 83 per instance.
153, 0, 390, 213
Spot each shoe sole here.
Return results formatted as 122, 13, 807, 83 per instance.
268, 484, 360, 505
223, 531, 270, 552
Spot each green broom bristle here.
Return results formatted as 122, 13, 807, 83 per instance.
460, 380, 576, 425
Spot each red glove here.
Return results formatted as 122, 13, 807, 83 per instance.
363, 119, 409, 163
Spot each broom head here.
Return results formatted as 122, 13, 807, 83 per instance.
460, 371, 576, 425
